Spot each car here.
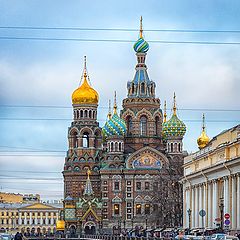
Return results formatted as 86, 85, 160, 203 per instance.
0, 234, 12, 240
211, 234, 226, 240
221, 236, 238, 240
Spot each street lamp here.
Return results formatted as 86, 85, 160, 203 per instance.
219, 201, 224, 232
187, 209, 192, 232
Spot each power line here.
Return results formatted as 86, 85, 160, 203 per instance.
0, 117, 238, 123
1, 36, 240, 45
0, 105, 239, 112
1, 26, 240, 34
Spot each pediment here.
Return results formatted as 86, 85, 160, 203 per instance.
126, 146, 169, 169
22, 203, 57, 210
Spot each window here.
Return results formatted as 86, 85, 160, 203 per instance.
103, 186, 107, 191
72, 132, 78, 148
103, 193, 107, 197
178, 143, 181, 152
127, 202, 132, 207
103, 181, 107, 185
127, 214, 132, 219
140, 116, 147, 135
127, 193, 131, 197
103, 202, 107, 206
127, 187, 131, 191
145, 204, 150, 214
153, 182, 158, 191
141, 82, 145, 94
136, 182, 141, 190
83, 132, 89, 148
155, 116, 160, 135
127, 181, 131, 185
145, 182, 150, 190
114, 182, 120, 191
127, 208, 131, 213
126, 116, 132, 135
131, 83, 135, 94
114, 204, 120, 215
136, 204, 141, 215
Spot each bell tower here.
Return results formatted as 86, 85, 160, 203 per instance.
121, 17, 163, 153
63, 56, 102, 200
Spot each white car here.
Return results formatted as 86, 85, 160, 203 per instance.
211, 234, 226, 240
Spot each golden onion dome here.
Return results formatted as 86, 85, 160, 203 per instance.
197, 114, 210, 149
56, 219, 65, 231
72, 56, 99, 105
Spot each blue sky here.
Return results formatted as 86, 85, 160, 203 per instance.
0, 0, 240, 200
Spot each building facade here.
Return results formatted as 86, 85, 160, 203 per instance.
0, 193, 40, 204
182, 122, 240, 233
0, 202, 62, 234
63, 18, 187, 235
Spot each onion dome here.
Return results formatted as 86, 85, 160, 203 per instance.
197, 114, 210, 149
133, 16, 149, 53
162, 93, 186, 138
56, 220, 65, 231
72, 56, 99, 105
102, 93, 126, 137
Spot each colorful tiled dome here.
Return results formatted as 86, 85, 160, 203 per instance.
162, 93, 186, 138
162, 114, 186, 138
133, 16, 149, 53
102, 96, 126, 138
133, 37, 149, 53
102, 112, 126, 137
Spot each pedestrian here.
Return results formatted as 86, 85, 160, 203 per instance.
14, 232, 22, 240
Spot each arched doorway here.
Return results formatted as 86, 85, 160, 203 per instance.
84, 221, 96, 235
69, 225, 76, 237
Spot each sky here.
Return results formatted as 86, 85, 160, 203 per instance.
0, 0, 240, 200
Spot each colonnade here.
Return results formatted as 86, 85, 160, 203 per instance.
184, 173, 240, 230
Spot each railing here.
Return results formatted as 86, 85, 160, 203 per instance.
26, 235, 167, 240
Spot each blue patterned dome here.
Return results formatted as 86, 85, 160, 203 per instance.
162, 114, 186, 138
133, 37, 149, 53
162, 93, 186, 138
102, 112, 126, 137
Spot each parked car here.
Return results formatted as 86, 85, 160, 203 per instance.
211, 234, 226, 240
0, 234, 12, 240
221, 236, 238, 240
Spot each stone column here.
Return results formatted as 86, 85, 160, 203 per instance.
212, 180, 219, 228
29, 212, 32, 225
50, 212, 54, 225
191, 187, 195, 228
224, 176, 230, 215
237, 173, 240, 229
207, 182, 212, 227
18, 213, 22, 225
199, 184, 203, 228
45, 212, 49, 225
24, 212, 27, 225
186, 187, 190, 228
195, 185, 199, 227
40, 212, 43, 225
231, 175, 237, 230
203, 183, 207, 227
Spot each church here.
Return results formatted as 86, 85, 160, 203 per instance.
62, 18, 187, 235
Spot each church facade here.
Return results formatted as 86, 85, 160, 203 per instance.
62, 19, 187, 235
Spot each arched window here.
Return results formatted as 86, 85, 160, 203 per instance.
83, 132, 89, 148
111, 142, 114, 152
155, 116, 160, 135
94, 131, 99, 148
170, 143, 173, 152
178, 143, 181, 152
119, 142, 122, 152
141, 82, 145, 94
140, 116, 147, 136
174, 143, 177, 152
115, 142, 118, 152
84, 110, 88, 118
72, 131, 78, 148
126, 116, 132, 135
89, 110, 92, 118
131, 83, 135, 94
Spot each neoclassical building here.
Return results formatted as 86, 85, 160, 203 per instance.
63, 18, 187, 235
182, 118, 240, 233
0, 202, 62, 234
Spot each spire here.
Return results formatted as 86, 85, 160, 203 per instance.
140, 16, 143, 38
113, 91, 117, 114
173, 92, 177, 116
83, 169, 94, 196
202, 113, 206, 131
107, 100, 112, 119
82, 55, 88, 82
164, 100, 167, 123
